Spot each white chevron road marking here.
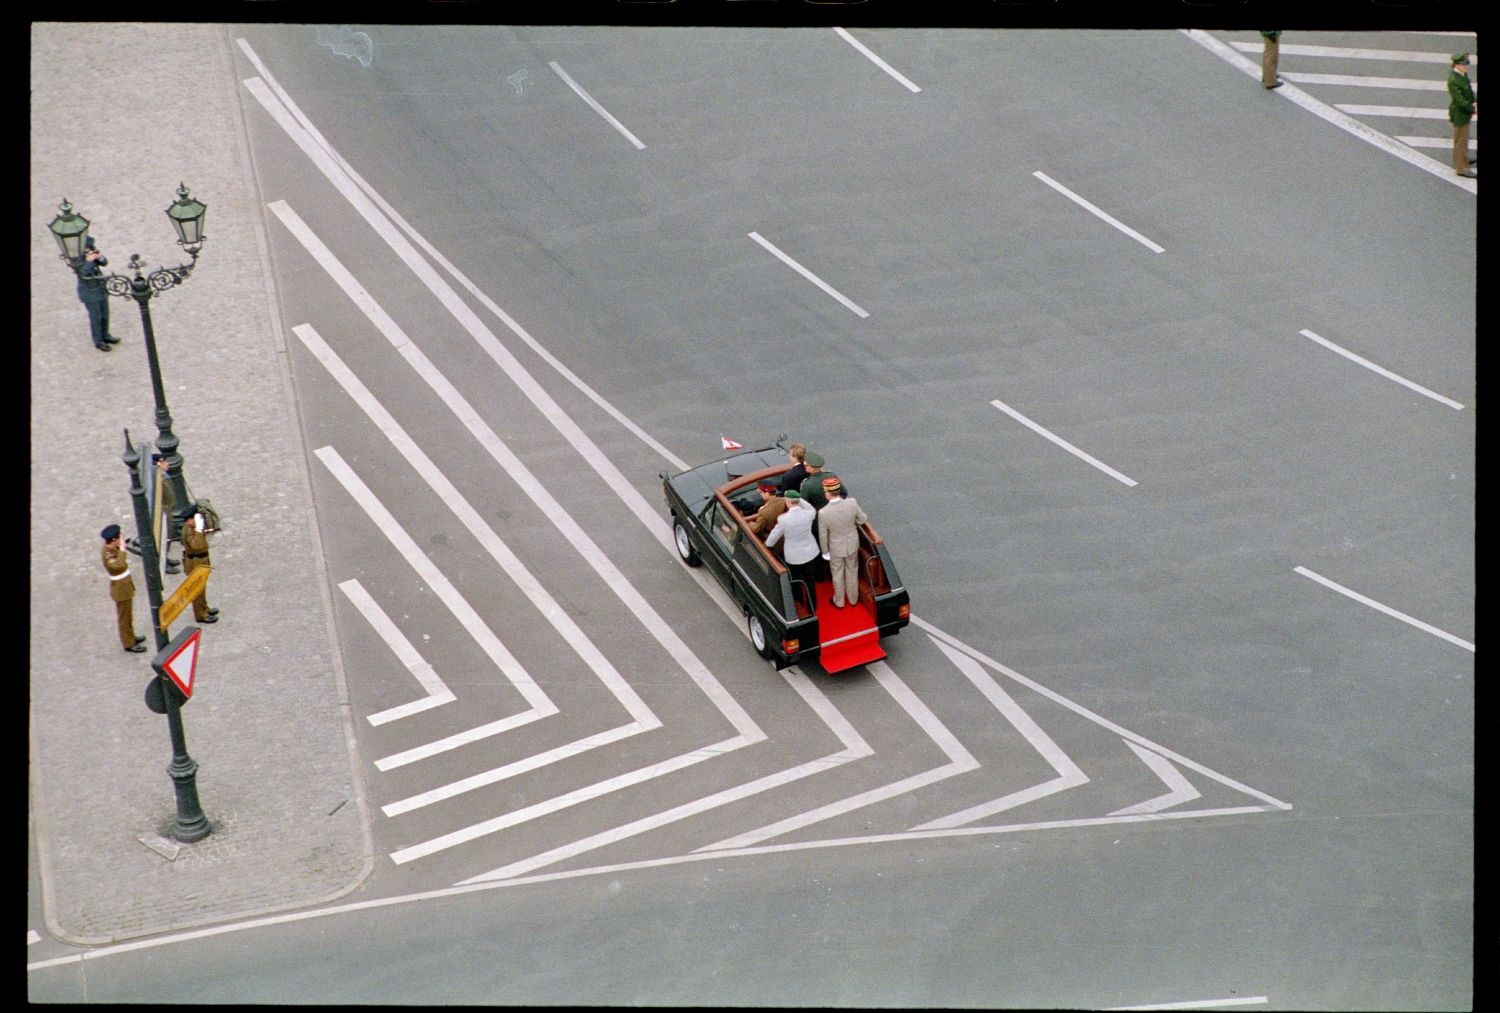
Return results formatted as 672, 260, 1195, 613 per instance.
1109, 741, 1202, 816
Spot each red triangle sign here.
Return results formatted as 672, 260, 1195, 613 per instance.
160, 627, 202, 699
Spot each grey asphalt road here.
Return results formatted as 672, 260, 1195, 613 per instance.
30, 25, 1472, 1008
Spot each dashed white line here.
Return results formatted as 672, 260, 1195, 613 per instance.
1297, 329, 1464, 409
339, 579, 456, 726
748, 231, 870, 318
989, 398, 1139, 488
548, 60, 646, 149
833, 27, 921, 93
1294, 566, 1474, 653
1032, 172, 1164, 253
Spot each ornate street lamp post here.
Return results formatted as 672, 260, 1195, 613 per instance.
49, 186, 207, 568
123, 429, 209, 842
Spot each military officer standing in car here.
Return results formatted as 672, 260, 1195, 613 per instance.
180, 504, 220, 623
102, 524, 146, 652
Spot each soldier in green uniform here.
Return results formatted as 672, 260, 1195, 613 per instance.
180, 504, 220, 624
102, 524, 146, 653
1449, 53, 1477, 178
1260, 31, 1283, 90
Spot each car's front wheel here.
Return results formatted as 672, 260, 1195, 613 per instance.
673, 519, 702, 566
748, 612, 772, 659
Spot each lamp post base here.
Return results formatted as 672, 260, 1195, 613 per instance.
167, 757, 211, 843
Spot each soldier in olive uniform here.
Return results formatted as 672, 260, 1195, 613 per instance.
77, 237, 120, 352
1449, 53, 1477, 178
1260, 31, 1283, 90
180, 504, 220, 623
102, 524, 146, 653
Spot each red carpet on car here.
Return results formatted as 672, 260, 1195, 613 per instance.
813, 581, 885, 673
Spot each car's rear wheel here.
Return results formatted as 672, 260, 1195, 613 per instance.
748, 613, 772, 659
673, 519, 701, 566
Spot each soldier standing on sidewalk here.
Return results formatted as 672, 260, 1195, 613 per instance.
1449, 53, 1478, 178
1260, 31, 1284, 90
102, 524, 146, 653
180, 505, 220, 623
77, 237, 121, 352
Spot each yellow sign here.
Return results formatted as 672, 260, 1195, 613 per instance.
159, 565, 211, 628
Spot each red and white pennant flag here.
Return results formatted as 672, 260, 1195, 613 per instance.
721, 436, 744, 451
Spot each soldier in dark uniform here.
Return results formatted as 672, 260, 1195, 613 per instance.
180, 504, 220, 623
1449, 53, 1477, 178
77, 237, 120, 351
102, 524, 146, 653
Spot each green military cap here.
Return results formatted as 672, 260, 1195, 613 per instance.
1452, 53, 1470, 65
783, 489, 802, 500
804, 451, 825, 468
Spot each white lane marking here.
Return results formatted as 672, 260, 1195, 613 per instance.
748, 231, 871, 318
1281, 71, 1448, 90
699, 660, 975, 851
389, 734, 752, 864
28, 805, 1282, 974
459, 667, 874, 882
1103, 997, 1268, 1011
237, 40, 685, 473
1396, 135, 1479, 151
313, 446, 556, 720
913, 616, 1293, 811
250, 60, 879, 871
1294, 566, 1474, 653
1228, 40, 1475, 64
547, 60, 646, 149
382, 722, 646, 816
1108, 741, 1202, 816
295, 322, 659, 730
832, 27, 921, 93
1181, 31, 1476, 194
989, 398, 1139, 488
1335, 104, 1463, 119
1031, 171, 1165, 254
911, 639, 1087, 830
375, 712, 553, 772
27, 930, 40, 945
339, 579, 456, 726
267, 204, 756, 737
1297, 329, 1464, 410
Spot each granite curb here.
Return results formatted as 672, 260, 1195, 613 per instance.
30, 22, 374, 944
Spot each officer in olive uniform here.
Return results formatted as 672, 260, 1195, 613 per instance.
180, 504, 220, 623
77, 237, 120, 352
1449, 53, 1477, 178
102, 524, 146, 652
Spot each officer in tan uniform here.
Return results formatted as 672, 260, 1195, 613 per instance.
180, 504, 220, 623
102, 524, 146, 653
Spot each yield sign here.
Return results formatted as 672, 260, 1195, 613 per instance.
152, 625, 202, 699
